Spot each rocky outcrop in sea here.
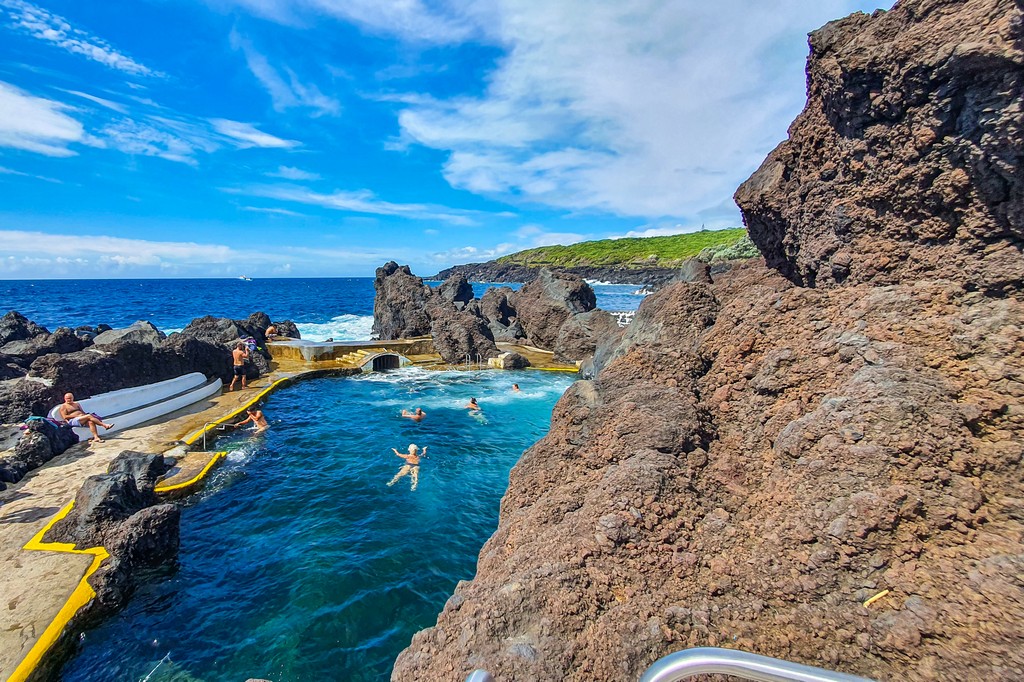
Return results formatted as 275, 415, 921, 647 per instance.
392, 1, 1023, 680
373, 263, 619, 364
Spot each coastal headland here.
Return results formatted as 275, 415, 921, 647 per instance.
392, 0, 1023, 680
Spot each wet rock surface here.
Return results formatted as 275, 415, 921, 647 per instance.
393, 2, 1024, 680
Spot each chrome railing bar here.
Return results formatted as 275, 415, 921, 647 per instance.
638, 647, 874, 682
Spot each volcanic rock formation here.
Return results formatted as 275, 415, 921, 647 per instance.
393, 2, 1024, 680
373, 263, 616, 364
735, 0, 1022, 292
0, 311, 284, 428
44, 451, 179, 612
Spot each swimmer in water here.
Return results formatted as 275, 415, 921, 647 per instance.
233, 406, 268, 433
512, 383, 520, 392
465, 397, 480, 411
401, 407, 426, 422
387, 443, 425, 490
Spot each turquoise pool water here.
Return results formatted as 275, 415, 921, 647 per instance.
60, 369, 573, 682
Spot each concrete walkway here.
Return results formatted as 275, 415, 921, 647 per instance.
0, 371, 291, 681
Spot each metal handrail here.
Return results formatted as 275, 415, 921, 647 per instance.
464, 648, 875, 682
200, 421, 230, 450
639, 648, 875, 682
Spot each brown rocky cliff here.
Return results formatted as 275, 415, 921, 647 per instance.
392, 1, 1024, 680
735, 0, 1022, 291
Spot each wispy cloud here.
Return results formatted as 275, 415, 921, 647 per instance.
241, 205, 305, 217
230, 31, 340, 116
234, 184, 484, 225
210, 119, 300, 149
0, 0, 157, 76
62, 89, 129, 113
614, 224, 703, 239
0, 229, 389, 277
0, 164, 62, 183
222, 0, 478, 43
0, 81, 83, 156
91, 118, 205, 165
388, 0, 885, 220
431, 243, 517, 263
267, 165, 320, 181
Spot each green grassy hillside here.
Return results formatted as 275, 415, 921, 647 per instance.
496, 227, 751, 269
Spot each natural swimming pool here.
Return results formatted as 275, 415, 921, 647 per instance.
60, 369, 574, 682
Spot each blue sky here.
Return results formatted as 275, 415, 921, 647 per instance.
0, 0, 889, 279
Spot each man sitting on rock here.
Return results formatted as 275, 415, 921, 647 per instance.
58, 392, 114, 444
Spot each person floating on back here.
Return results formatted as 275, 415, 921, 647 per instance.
233, 406, 268, 433
387, 443, 424, 491
229, 341, 249, 391
58, 392, 114, 444
401, 407, 426, 422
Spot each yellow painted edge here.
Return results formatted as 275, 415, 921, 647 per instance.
155, 451, 227, 494
182, 375, 294, 446
526, 366, 580, 373
8, 368, 343, 681
863, 589, 890, 608
11, 502, 110, 682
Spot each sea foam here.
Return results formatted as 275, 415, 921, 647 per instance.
296, 314, 375, 342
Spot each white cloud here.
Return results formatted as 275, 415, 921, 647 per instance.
0, 230, 233, 261
210, 119, 300, 148
62, 89, 129, 113
390, 0, 887, 220
0, 229, 390, 277
431, 243, 517, 263
221, 0, 478, 43
268, 165, 321, 181
92, 119, 204, 165
230, 31, 340, 116
235, 184, 483, 225
0, 81, 83, 156
0, 0, 156, 76
615, 224, 699, 239
0, 164, 61, 183
241, 205, 306, 217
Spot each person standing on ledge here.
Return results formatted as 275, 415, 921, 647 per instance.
401, 407, 426, 422
229, 341, 249, 391
387, 443, 424, 491
58, 392, 114, 443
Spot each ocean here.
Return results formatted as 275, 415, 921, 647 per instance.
0, 278, 646, 342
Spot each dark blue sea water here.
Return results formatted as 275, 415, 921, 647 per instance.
60, 369, 573, 682
0, 278, 644, 342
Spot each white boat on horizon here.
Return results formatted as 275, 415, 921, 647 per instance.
238, 275, 253, 281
